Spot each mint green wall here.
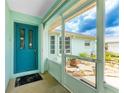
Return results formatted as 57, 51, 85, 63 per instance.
10, 11, 42, 77
11, 11, 41, 25
5, 3, 12, 90
5, 4, 42, 90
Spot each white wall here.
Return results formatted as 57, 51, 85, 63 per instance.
107, 42, 119, 53
71, 38, 84, 56
71, 38, 96, 56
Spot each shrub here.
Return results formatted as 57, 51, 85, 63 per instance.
105, 52, 119, 64
79, 53, 89, 58
106, 52, 119, 57
91, 54, 96, 59
79, 52, 96, 59
105, 55, 112, 61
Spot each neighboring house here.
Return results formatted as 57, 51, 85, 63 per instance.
48, 30, 119, 61
105, 37, 119, 53
48, 31, 96, 60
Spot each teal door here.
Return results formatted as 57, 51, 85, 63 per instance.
14, 22, 38, 73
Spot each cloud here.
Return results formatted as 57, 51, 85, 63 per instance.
81, 28, 96, 36
63, 0, 119, 37
79, 26, 119, 38
105, 5, 119, 27
81, 7, 96, 20
65, 9, 97, 32
105, 26, 119, 37
105, 0, 119, 14
65, 16, 80, 32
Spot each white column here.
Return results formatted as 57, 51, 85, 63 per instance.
96, 0, 105, 93
61, 15, 65, 84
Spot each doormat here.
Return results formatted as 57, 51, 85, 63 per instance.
15, 73, 43, 87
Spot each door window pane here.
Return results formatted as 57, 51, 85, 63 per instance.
20, 29, 25, 49
28, 30, 33, 48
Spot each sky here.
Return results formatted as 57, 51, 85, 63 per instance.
59, 0, 119, 38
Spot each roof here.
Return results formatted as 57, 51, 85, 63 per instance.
48, 30, 96, 41
105, 37, 119, 43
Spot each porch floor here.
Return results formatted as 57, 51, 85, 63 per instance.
6, 72, 70, 93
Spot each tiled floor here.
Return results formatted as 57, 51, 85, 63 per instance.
6, 72, 70, 93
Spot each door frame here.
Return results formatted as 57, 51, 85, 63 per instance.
12, 21, 41, 78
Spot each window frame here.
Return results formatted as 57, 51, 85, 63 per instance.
61, 0, 106, 91
48, 0, 118, 91
63, 5, 97, 88
84, 40, 91, 47
58, 36, 71, 55
49, 35, 56, 54
65, 37, 71, 53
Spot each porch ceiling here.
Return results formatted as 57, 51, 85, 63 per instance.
6, 0, 57, 18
